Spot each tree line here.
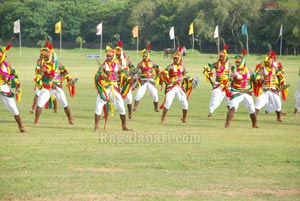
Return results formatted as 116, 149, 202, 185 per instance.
0, 0, 299, 54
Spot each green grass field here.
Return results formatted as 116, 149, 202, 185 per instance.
0, 47, 300, 200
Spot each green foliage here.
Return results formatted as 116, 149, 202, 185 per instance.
75, 36, 86, 50
0, 0, 299, 54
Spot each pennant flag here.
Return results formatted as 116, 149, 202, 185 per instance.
213, 25, 219, 38
14, 19, 20, 33
279, 24, 283, 37
189, 22, 194, 35
169, 26, 175, 40
96, 23, 103, 35
55, 21, 61, 34
132, 26, 138, 38
242, 24, 247, 35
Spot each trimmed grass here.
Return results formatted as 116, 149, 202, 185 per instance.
0, 48, 299, 200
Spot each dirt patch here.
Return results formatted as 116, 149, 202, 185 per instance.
174, 189, 300, 196
0, 156, 14, 160
70, 167, 125, 173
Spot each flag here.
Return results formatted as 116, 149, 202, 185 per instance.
189, 22, 194, 35
96, 23, 102, 35
279, 24, 283, 37
132, 26, 138, 38
242, 24, 247, 35
55, 21, 61, 34
213, 25, 219, 38
169, 26, 175, 40
14, 19, 20, 33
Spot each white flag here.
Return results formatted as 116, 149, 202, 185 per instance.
169, 26, 175, 40
279, 24, 283, 37
214, 25, 219, 38
96, 23, 102, 35
14, 19, 20, 34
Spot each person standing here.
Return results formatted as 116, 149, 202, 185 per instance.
203, 45, 232, 118
115, 41, 135, 119
34, 44, 76, 125
225, 51, 258, 128
263, 51, 288, 115
0, 44, 25, 132
94, 46, 132, 131
133, 47, 160, 112
254, 55, 287, 122
30, 43, 58, 114
159, 51, 190, 123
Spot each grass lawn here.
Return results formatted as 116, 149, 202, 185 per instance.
0, 47, 299, 200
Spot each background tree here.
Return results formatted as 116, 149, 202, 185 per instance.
75, 36, 86, 52
0, 0, 298, 54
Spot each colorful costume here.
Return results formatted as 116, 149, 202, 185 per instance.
203, 45, 232, 118
0, 44, 25, 132
115, 41, 135, 119
254, 54, 287, 122
34, 43, 75, 125
160, 51, 191, 123
133, 47, 160, 112
30, 43, 58, 113
94, 47, 131, 131
264, 51, 288, 113
225, 51, 258, 128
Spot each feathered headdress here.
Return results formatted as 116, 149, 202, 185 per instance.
234, 49, 247, 69
141, 43, 151, 61
0, 44, 12, 63
173, 46, 183, 65
115, 40, 123, 54
219, 44, 228, 56
267, 50, 276, 61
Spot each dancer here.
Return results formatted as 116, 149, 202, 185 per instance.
0, 44, 25, 132
203, 45, 232, 118
94, 46, 132, 131
133, 46, 160, 112
225, 51, 258, 128
34, 42, 76, 125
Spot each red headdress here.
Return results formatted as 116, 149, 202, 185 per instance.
115, 40, 123, 54
219, 44, 228, 56
267, 50, 276, 61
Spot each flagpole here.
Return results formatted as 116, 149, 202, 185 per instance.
59, 31, 62, 56
19, 30, 22, 56
280, 30, 282, 56
100, 34, 102, 58
217, 37, 220, 54
192, 33, 194, 52
136, 35, 138, 58
173, 38, 175, 50
246, 33, 249, 56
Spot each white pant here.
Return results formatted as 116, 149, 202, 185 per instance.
35, 88, 41, 96
0, 84, 19, 115
295, 80, 300, 110
37, 88, 68, 108
124, 88, 132, 105
95, 86, 126, 115
229, 93, 255, 114
255, 90, 281, 111
209, 86, 230, 113
164, 85, 188, 110
135, 81, 158, 102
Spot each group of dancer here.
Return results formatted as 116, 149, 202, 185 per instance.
0, 41, 298, 132
203, 45, 289, 128
0, 40, 77, 133
94, 43, 197, 131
